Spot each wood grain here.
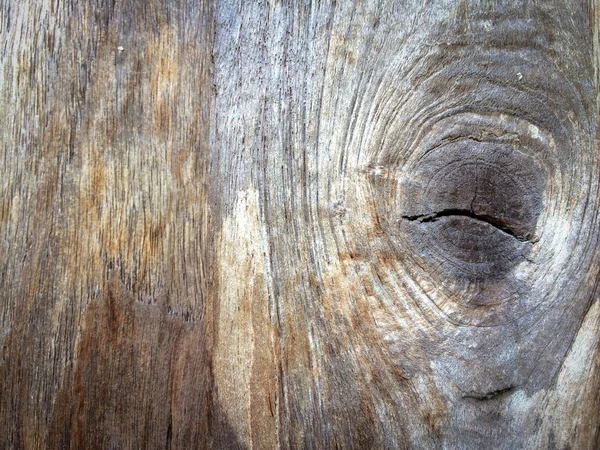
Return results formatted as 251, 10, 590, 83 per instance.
1, 1, 216, 448
1, 1, 600, 449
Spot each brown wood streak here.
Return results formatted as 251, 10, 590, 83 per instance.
0, 0, 218, 449
1, 0, 600, 449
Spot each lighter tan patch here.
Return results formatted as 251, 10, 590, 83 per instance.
213, 187, 277, 449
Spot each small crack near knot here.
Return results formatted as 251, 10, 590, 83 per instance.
401, 209, 533, 243
462, 385, 515, 401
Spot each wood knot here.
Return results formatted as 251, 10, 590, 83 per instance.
398, 138, 545, 278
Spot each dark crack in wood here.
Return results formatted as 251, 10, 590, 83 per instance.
462, 386, 516, 401
401, 209, 533, 243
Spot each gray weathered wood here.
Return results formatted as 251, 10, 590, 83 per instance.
1, 1, 599, 449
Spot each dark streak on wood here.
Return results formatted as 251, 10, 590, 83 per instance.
401, 209, 534, 242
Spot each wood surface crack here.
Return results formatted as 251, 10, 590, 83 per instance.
461, 385, 515, 401
401, 209, 532, 242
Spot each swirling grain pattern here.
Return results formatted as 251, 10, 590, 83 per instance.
1, 0, 599, 449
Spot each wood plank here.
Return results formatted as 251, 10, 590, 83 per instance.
1, 1, 599, 448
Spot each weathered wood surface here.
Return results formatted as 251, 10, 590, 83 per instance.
1, 1, 599, 449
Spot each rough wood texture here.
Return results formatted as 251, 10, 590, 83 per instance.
1, 1, 215, 448
2, 1, 600, 449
